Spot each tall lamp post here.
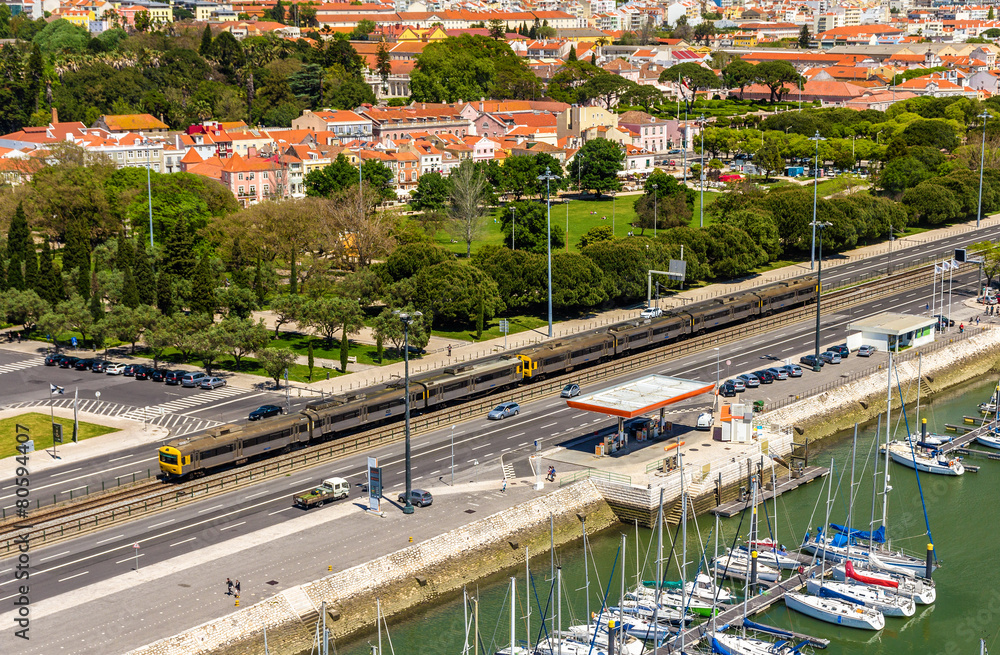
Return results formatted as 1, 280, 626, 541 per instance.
810, 220, 832, 372
511, 205, 515, 250
698, 114, 706, 228
809, 131, 826, 270
651, 183, 658, 237
977, 110, 990, 228
394, 310, 422, 515
142, 137, 155, 249
537, 167, 560, 338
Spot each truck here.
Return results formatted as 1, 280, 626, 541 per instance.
293, 477, 350, 509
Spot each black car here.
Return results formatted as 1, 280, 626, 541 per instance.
164, 371, 184, 385
719, 382, 738, 398
249, 405, 283, 421
134, 366, 153, 380
74, 358, 95, 371
800, 354, 825, 368
123, 364, 138, 377
753, 370, 774, 384
59, 356, 80, 368
151, 369, 169, 382
45, 354, 61, 366
91, 360, 108, 373
828, 344, 850, 358
934, 314, 954, 328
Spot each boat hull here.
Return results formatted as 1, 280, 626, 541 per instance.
806, 579, 915, 617
887, 444, 964, 476
784, 591, 885, 630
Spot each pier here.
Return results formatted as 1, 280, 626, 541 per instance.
711, 466, 829, 518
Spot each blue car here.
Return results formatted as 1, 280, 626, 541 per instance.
488, 402, 520, 420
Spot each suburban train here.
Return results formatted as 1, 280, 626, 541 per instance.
157, 276, 817, 479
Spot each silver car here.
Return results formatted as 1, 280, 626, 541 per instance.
725, 378, 746, 392
820, 351, 842, 364
488, 402, 520, 420
737, 373, 760, 388
781, 364, 803, 377
765, 367, 789, 381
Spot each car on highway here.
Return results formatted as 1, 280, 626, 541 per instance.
857, 345, 877, 357
737, 373, 760, 388
123, 364, 139, 376
667, 148, 683, 154
488, 401, 520, 420
105, 363, 126, 375
828, 344, 850, 358
753, 370, 775, 384
696, 412, 713, 430
164, 370, 185, 385
249, 405, 284, 421
819, 351, 842, 364
151, 368, 170, 382
726, 378, 746, 392
800, 354, 825, 368
640, 306, 663, 319
44, 354, 61, 366
765, 367, 789, 381
91, 360, 109, 373
58, 356, 80, 368
719, 382, 737, 397
199, 376, 227, 389
134, 366, 154, 380
780, 364, 802, 378
560, 384, 581, 398
181, 372, 208, 388
74, 358, 94, 371
398, 489, 433, 507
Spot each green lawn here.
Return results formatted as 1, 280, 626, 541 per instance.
0, 412, 119, 459
431, 314, 550, 343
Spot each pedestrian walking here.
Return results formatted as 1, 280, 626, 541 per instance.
226, 578, 233, 595
235, 580, 241, 597
447, 344, 452, 357
501, 479, 507, 493
960, 323, 965, 333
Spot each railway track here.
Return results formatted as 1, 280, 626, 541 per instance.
0, 260, 950, 556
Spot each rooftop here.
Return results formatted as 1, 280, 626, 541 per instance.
566, 374, 715, 419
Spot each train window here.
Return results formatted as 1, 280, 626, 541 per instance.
203, 443, 236, 458
159, 452, 178, 465
572, 344, 604, 358
444, 381, 469, 393
542, 355, 568, 366
706, 309, 729, 322
653, 324, 677, 335
628, 333, 647, 343
733, 304, 751, 313
332, 410, 360, 423
771, 292, 794, 303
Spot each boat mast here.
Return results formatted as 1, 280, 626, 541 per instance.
557, 565, 563, 655
821, 458, 835, 589
869, 415, 882, 555
376, 597, 382, 655
654, 487, 664, 647
525, 547, 530, 654
883, 352, 893, 548
635, 519, 640, 591
679, 453, 687, 653
847, 424, 858, 565
712, 511, 719, 635
582, 517, 589, 629
915, 352, 922, 426
619, 533, 626, 653
510, 577, 516, 655
462, 587, 469, 655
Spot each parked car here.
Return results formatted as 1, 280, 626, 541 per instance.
800, 354, 825, 368
199, 376, 227, 389
737, 373, 760, 388
753, 370, 775, 384
73, 358, 94, 371
765, 367, 789, 381
44, 354, 61, 366
150, 368, 170, 382
105, 363, 126, 375
560, 384, 581, 398
780, 364, 803, 378
488, 401, 520, 420
640, 306, 663, 319
91, 360, 108, 373
719, 382, 737, 398
181, 372, 208, 388
696, 412, 713, 430
819, 351, 842, 364
398, 489, 433, 507
726, 378, 746, 393
934, 314, 955, 327
857, 345, 877, 357
164, 370, 184, 385
123, 364, 138, 377
134, 366, 154, 380
58, 356, 79, 368
249, 405, 283, 421
828, 344, 850, 358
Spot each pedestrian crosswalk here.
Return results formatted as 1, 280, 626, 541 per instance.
0, 357, 45, 375
501, 461, 516, 481
117, 386, 245, 420
3, 398, 224, 438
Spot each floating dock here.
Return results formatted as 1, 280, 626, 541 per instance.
711, 466, 829, 518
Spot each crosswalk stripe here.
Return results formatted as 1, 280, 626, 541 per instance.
0, 357, 45, 375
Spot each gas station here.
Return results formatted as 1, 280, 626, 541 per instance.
565, 374, 717, 456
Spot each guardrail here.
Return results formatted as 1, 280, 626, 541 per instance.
558, 468, 631, 487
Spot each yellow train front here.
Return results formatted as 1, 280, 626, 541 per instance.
158, 444, 189, 477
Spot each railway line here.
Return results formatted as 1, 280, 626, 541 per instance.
0, 260, 954, 556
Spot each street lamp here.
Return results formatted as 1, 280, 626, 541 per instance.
977, 110, 990, 228
810, 220, 832, 372
714, 347, 720, 387
698, 114, 706, 228
537, 167, 560, 339
809, 130, 826, 270
511, 205, 515, 250
141, 137, 155, 250
651, 183, 658, 236
394, 309, 422, 515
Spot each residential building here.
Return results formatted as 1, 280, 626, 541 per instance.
556, 105, 619, 147
359, 104, 472, 141
218, 151, 296, 208
91, 113, 169, 134
617, 110, 674, 153
291, 110, 373, 141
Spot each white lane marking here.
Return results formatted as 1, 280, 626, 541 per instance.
219, 522, 246, 531
108, 454, 135, 462
57, 571, 88, 583
95, 534, 124, 546
0, 460, 156, 502
49, 468, 83, 478
169, 538, 196, 547
244, 491, 269, 500
434, 455, 451, 463
196, 504, 224, 514
539, 422, 558, 429
471, 443, 490, 450
115, 554, 145, 565
176, 392, 270, 416
148, 519, 175, 529
40, 551, 70, 562
268, 507, 293, 516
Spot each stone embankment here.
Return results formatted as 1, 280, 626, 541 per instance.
125, 481, 617, 655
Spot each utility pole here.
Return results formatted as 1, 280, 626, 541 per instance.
537, 168, 560, 339
809, 131, 826, 270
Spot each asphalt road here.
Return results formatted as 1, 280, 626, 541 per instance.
0, 261, 983, 609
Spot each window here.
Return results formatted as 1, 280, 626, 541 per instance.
238, 173, 244, 181
250, 185, 256, 193
238, 186, 244, 193
249, 172, 255, 180
263, 184, 269, 193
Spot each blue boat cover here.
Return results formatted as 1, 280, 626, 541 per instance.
742, 619, 793, 638
829, 524, 886, 544
830, 533, 849, 548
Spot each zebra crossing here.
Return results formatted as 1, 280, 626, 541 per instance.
0, 357, 45, 375
3, 398, 223, 437
116, 385, 245, 420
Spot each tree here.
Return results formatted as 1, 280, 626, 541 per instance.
156, 271, 175, 316
192, 324, 227, 375
581, 73, 635, 110
901, 119, 960, 151
59, 295, 93, 346
704, 224, 769, 279
190, 255, 217, 316
717, 209, 781, 259
6, 289, 48, 331
35, 239, 63, 305
577, 225, 615, 249
488, 18, 505, 40
974, 240, 1000, 287
410, 35, 537, 103
63, 216, 91, 298
305, 153, 357, 197
498, 201, 565, 254
349, 19, 376, 40
315, 185, 396, 270
102, 304, 157, 354
694, 22, 715, 45
385, 243, 453, 281
449, 159, 491, 257
376, 40, 392, 93
371, 305, 431, 355
218, 317, 270, 370
145, 324, 174, 368
551, 252, 608, 310
567, 45, 577, 61
219, 286, 258, 319
199, 24, 213, 56
410, 171, 452, 212
413, 260, 503, 327
307, 341, 314, 380
121, 266, 140, 309
269, 293, 305, 337
38, 310, 68, 350
901, 181, 962, 224
659, 63, 719, 113
620, 84, 663, 111
471, 245, 544, 310
360, 159, 396, 203
755, 142, 785, 181
570, 138, 624, 196
633, 193, 691, 233
722, 59, 756, 100
798, 25, 811, 49
255, 347, 297, 387
133, 240, 156, 306
754, 61, 803, 103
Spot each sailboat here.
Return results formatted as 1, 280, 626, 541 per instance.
713, 550, 781, 582
883, 439, 965, 476
831, 560, 937, 605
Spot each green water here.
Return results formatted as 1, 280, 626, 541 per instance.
332, 375, 1000, 655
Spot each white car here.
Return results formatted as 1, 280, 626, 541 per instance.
640, 306, 663, 319
105, 363, 125, 375
696, 412, 713, 431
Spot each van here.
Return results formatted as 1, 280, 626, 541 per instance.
181, 372, 208, 387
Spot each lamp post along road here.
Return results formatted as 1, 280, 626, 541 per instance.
978, 110, 990, 228
537, 167, 560, 338
810, 220, 832, 372
809, 130, 826, 270
511, 206, 515, 250
651, 183, 658, 236
143, 137, 155, 249
395, 310, 422, 514
699, 114, 706, 228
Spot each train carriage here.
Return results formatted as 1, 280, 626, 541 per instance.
518, 333, 614, 380
421, 357, 523, 407
755, 277, 817, 314
302, 394, 368, 439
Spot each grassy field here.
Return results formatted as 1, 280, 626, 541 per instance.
0, 412, 119, 459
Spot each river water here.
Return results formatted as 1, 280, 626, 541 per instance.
328, 374, 1000, 655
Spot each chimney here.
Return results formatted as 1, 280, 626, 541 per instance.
248, 145, 257, 158
51, 107, 58, 124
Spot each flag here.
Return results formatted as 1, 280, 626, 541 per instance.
951, 259, 959, 268
49, 384, 64, 394
940, 261, 951, 271
934, 265, 942, 274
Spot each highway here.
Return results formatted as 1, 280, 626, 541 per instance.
0, 263, 983, 612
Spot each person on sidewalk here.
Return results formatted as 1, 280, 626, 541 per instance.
501, 479, 507, 493
235, 580, 241, 597
447, 344, 452, 357
226, 578, 233, 596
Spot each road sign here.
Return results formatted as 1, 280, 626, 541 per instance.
367, 456, 382, 512
726, 359, 732, 366
133, 543, 140, 549
955, 248, 967, 263
52, 423, 63, 444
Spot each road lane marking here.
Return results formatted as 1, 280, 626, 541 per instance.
169, 538, 196, 547
49, 468, 83, 477
220, 522, 246, 531
57, 571, 88, 583
148, 519, 175, 529
95, 534, 124, 546
40, 551, 70, 562
196, 504, 224, 514
115, 554, 144, 565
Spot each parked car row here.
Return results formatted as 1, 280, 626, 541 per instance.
44, 354, 221, 389
719, 364, 803, 397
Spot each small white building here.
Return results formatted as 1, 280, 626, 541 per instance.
846, 312, 937, 353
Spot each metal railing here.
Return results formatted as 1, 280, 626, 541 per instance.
558, 468, 631, 487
